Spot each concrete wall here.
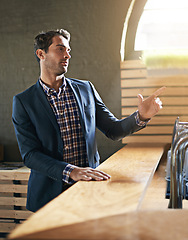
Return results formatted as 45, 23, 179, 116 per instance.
0, 0, 131, 162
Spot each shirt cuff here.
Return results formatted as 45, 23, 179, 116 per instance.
135, 110, 150, 127
62, 164, 76, 184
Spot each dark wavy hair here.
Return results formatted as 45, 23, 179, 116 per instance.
34, 29, 70, 62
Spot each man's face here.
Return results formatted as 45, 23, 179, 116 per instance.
42, 35, 71, 76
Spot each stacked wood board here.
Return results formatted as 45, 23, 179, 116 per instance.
121, 60, 188, 144
0, 167, 32, 238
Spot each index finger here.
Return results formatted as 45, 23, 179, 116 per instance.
152, 86, 166, 98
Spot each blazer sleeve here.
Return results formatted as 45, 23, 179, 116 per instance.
12, 95, 67, 182
89, 82, 145, 141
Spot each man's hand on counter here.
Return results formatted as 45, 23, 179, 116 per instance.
69, 166, 111, 181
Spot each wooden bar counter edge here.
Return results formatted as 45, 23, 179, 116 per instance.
8, 143, 186, 240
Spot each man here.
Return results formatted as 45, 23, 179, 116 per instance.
12, 29, 164, 212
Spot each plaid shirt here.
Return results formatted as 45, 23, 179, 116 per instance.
40, 79, 147, 184
39, 79, 88, 184
135, 110, 150, 126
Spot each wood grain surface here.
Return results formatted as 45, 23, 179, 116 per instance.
8, 144, 165, 239
8, 209, 188, 240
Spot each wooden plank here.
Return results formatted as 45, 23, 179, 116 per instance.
14, 167, 30, 180
121, 97, 188, 107
121, 76, 188, 88
0, 210, 32, 219
0, 184, 27, 194
121, 69, 147, 79
0, 172, 15, 181
15, 210, 32, 219
0, 197, 15, 205
121, 87, 188, 97
139, 116, 187, 125
132, 126, 173, 135
122, 135, 171, 144
0, 167, 30, 181
147, 116, 188, 125
122, 115, 176, 126
0, 222, 16, 232
14, 173, 30, 181
0, 197, 27, 206
15, 198, 27, 206
120, 60, 146, 69
0, 210, 15, 218
122, 106, 188, 116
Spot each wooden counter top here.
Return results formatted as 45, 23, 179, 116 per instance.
8, 144, 165, 239
9, 209, 188, 240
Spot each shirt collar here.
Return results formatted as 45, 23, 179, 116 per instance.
39, 77, 66, 97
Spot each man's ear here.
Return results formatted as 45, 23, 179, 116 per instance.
36, 49, 45, 61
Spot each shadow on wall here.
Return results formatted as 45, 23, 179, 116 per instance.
0, 0, 131, 162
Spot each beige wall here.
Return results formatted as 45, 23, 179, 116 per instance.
0, 0, 131, 162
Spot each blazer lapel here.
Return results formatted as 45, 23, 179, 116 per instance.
66, 78, 86, 135
35, 80, 61, 135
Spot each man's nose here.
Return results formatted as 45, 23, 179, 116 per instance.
65, 50, 71, 59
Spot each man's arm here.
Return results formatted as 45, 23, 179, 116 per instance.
12, 95, 67, 182
89, 82, 145, 141
90, 82, 165, 141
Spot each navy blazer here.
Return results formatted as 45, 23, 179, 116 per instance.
12, 78, 144, 212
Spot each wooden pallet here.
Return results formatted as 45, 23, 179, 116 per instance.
121, 60, 188, 144
0, 167, 32, 236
